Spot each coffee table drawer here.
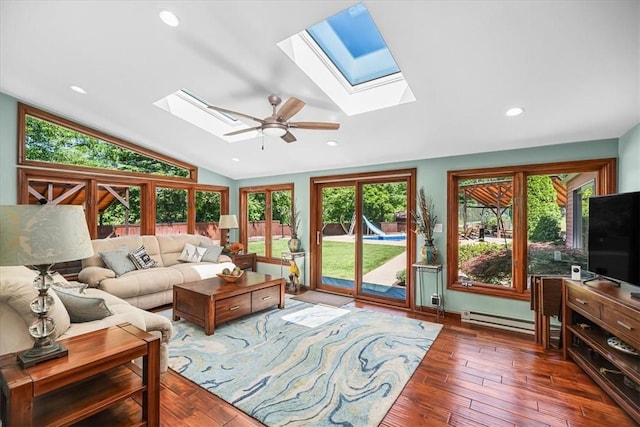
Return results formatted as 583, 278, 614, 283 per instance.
252, 286, 280, 312
216, 293, 251, 324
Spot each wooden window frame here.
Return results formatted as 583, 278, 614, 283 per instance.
446, 158, 616, 300
239, 183, 294, 264
18, 103, 197, 183
17, 104, 229, 239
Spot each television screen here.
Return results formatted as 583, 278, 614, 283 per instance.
588, 191, 640, 286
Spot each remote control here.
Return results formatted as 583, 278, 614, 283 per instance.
631, 292, 640, 299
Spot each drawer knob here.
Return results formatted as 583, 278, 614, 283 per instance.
617, 320, 633, 330
575, 298, 588, 305
229, 305, 240, 311
262, 295, 272, 301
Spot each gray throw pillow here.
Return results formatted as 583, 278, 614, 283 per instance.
100, 245, 137, 276
200, 243, 224, 263
53, 287, 113, 323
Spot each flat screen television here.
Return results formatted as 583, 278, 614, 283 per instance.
588, 191, 640, 286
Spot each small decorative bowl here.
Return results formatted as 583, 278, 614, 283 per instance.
216, 271, 244, 283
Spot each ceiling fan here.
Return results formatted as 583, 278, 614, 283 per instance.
207, 95, 339, 143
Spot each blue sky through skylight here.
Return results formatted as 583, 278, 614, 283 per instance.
306, 2, 400, 86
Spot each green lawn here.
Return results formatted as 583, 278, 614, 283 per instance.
248, 239, 406, 279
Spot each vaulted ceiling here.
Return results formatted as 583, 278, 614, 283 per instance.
1, 1, 638, 180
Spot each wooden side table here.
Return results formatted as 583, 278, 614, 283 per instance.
0, 323, 160, 427
231, 252, 257, 271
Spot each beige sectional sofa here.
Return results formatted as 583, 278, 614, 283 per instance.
78, 234, 236, 310
0, 266, 174, 372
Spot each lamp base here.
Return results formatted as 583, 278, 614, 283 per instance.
17, 342, 68, 368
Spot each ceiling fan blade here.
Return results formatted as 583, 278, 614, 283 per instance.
276, 97, 305, 121
224, 126, 261, 136
208, 106, 265, 124
289, 121, 340, 130
281, 132, 297, 143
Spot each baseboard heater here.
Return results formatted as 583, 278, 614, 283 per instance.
461, 310, 536, 335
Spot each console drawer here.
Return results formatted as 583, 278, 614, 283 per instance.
216, 293, 251, 324
566, 283, 602, 320
252, 286, 280, 312
602, 303, 640, 347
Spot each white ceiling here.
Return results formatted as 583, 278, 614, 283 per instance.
1, 1, 638, 180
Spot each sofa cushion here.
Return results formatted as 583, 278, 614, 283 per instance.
100, 245, 137, 276
171, 261, 237, 283
98, 267, 183, 300
129, 245, 157, 269
0, 266, 71, 340
82, 235, 163, 269
53, 287, 114, 323
199, 243, 224, 263
156, 234, 218, 266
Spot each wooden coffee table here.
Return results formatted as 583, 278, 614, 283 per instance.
172, 272, 285, 335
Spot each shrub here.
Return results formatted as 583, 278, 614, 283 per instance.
458, 242, 505, 264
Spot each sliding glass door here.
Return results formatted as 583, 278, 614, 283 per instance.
311, 170, 416, 308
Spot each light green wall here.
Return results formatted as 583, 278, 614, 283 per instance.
239, 139, 619, 320
0, 91, 629, 321
618, 122, 640, 192
0, 93, 18, 204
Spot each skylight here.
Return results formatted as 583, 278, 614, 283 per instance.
306, 2, 400, 86
278, 2, 415, 116
153, 89, 257, 142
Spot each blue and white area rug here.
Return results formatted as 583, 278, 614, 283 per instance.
160, 298, 442, 427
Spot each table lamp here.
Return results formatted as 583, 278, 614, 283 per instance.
219, 214, 238, 251
0, 204, 94, 367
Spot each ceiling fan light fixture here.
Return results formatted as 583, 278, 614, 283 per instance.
262, 125, 287, 137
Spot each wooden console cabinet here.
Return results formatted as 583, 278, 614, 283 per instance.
562, 279, 640, 424
0, 323, 160, 426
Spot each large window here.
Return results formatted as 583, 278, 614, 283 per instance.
239, 184, 294, 263
447, 159, 616, 299
17, 103, 229, 243
20, 104, 193, 179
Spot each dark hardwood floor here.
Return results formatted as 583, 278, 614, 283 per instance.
93, 301, 637, 426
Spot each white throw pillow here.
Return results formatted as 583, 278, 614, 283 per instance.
178, 242, 207, 263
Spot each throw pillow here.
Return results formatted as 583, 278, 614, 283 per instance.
178, 242, 207, 263
99, 245, 137, 276
50, 271, 88, 292
53, 287, 113, 323
129, 245, 157, 270
199, 243, 224, 263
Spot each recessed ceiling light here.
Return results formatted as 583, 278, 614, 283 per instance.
159, 10, 179, 27
506, 107, 524, 117
327, 140, 338, 147
232, 157, 240, 162
70, 85, 87, 94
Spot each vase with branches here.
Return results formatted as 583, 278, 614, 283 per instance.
412, 187, 439, 264
288, 202, 303, 252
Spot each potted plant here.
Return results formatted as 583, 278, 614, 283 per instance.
411, 187, 438, 264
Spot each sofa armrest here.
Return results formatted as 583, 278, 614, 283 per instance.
140, 310, 173, 344
78, 266, 116, 287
